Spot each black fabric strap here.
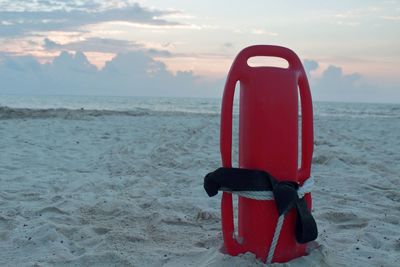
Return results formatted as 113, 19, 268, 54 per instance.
295, 198, 318, 244
204, 167, 275, 197
204, 167, 318, 244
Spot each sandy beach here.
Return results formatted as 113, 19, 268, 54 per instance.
0, 102, 399, 266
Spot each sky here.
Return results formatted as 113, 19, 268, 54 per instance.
0, 0, 399, 102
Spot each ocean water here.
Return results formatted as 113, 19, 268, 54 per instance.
0, 94, 399, 119
0, 95, 221, 114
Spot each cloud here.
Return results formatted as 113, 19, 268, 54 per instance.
51, 51, 97, 72
0, 0, 102, 12
0, 2, 182, 37
304, 59, 363, 101
223, 42, 233, 48
303, 59, 319, 75
381, 15, 400, 21
0, 51, 397, 102
250, 29, 278, 36
43, 37, 142, 53
146, 48, 172, 58
0, 50, 222, 97
43, 37, 173, 59
43, 38, 60, 49
303, 59, 399, 103
314, 65, 362, 101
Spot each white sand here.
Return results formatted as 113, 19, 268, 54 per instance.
0, 107, 399, 266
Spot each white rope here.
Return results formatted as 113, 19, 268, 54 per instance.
224, 175, 314, 200
224, 189, 274, 200
266, 215, 285, 264
223, 176, 314, 263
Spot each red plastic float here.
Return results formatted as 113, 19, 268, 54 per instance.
219, 45, 314, 263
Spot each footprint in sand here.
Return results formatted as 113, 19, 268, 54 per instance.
394, 238, 400, 252
0, 216, 17, 240
195, 211, 217, 221
320, 211, 369, 229
363, 232, 382, 249
92, 227, 111, 235
37, 206, 69, 215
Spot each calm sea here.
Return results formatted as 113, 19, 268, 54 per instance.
0, 94, 399, 119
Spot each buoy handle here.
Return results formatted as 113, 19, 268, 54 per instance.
233, 45, 305, 74
220, 56, 243, 253
298, 69, 314, 183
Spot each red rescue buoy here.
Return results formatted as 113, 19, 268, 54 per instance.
219, 45, 314, 263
